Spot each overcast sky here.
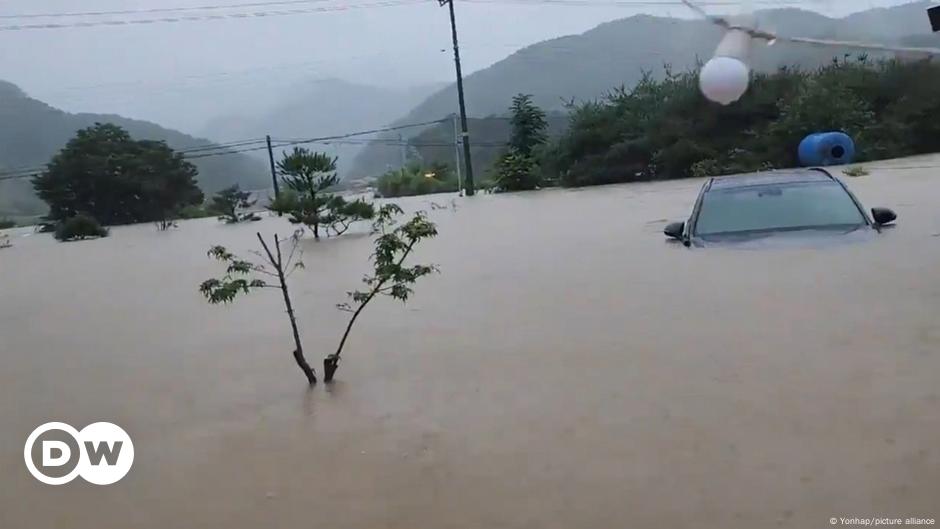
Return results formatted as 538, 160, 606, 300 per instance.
0, 0, 914, 133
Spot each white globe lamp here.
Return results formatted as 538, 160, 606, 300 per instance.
699, 56, 750, 105
699, 16, 754, 106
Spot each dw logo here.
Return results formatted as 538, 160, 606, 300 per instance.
24, 422, 135, 485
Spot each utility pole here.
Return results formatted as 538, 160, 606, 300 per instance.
266, 135, 280, 200
439, 0, 475, 196
453, 113, 463, 196
398, 133, 407, 168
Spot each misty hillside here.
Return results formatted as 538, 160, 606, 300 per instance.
200, 78, 443, 177
0, 81, 269, 217
352, 1, 937, 177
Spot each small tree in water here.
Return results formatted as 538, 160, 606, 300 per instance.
494, 94, 549, 191
211, 185, 260, 224
199, 206, 438, 385
200, 231, 317, 384
269, 147, 375, 239
55, 214, 109, 242
325, 204, 438, 381
508, 93, 549, 157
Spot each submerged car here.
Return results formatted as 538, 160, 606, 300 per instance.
664, 168, 897, 247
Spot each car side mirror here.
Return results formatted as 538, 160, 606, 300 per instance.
664, 221, 685, 240
871, 207, 897, 226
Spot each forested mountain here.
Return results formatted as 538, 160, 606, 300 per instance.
351, 1, 938, 177
0, 81, 268, 217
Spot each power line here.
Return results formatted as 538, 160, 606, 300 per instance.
268, 119, 451, 148
177, 138, 269, 153
463, 0, 809, 7
272, 138, 511, 147
0, 0, 811, 20
0, 0, 823, 32
0, 119, 483, 180
183, 144, 276, 159
0, 0, 425, 32
0, 0, 344, 19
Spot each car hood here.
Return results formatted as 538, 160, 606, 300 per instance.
691, 226, 878, 249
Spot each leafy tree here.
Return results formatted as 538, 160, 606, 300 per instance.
32, 123, 204, 225
201, 232, 316, 384
270, 147, 374, 238
322, 195, 376, 236
200, 205, 438, 385
509, 94, 549, 157
494, 94, 550, 191
211, 185, 259, 224
54, 214, 108, 242
493, 150, 540, 191
325, 204, 438, 381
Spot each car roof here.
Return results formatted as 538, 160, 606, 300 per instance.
707, 168, 835, 191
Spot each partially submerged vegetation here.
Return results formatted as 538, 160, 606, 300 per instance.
325, 204, 438, 381
376, 162, 458, 198
491, 94, 550, 192
200, 204, 438, 384
269, 148, 375, 239
211, 185, 261, 224
843, 166, 870, 177
54, 214, 108, 242
32, 124, 204, 227
201, 231, 316, 383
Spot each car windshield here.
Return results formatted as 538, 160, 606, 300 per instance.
695, 181, 866, 236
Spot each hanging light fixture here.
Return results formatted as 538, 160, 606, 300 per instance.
681, 0, 940, 106
699, 15, 753, 105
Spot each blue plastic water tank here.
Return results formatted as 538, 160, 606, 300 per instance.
798, 132, 856, 167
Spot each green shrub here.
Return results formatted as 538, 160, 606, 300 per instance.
178, 204, 216, 219
54, 214, 108, 241
0, 217, 15, 229
376, 163, 459, 198
546, 58, 940, 187
493, 150, 541, 191
690, 159, 721, 178
842, 166, 870, 177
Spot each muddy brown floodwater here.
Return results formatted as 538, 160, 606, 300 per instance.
2, 158, 940, 528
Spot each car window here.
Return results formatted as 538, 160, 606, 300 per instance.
695, 181, 866, 236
